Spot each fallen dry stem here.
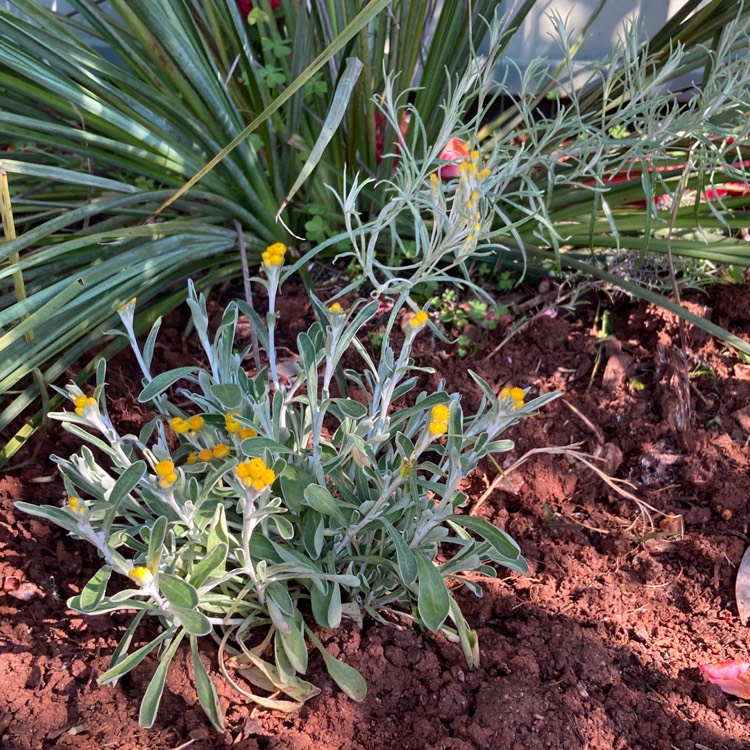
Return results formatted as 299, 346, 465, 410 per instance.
473, 443, 682, 535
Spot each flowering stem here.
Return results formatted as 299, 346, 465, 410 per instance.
241, 492, 265, 603
266, 274, 280, 392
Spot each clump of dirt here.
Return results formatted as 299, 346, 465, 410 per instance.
2, 280, 750, 749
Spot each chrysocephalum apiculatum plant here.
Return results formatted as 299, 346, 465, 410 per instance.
18, 258, 557, 727
17, 22, 562, 728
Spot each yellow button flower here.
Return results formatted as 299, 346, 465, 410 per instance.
170, 417, 189, 434
429, 420, 448, 436
171, 415, 203, 434
410, 310, 429, 328
187, 415, 205, 432
186, 451, 198, 465
501, 386, 525, 409
155, 459, 177, 487
240, 426, 257, 440
212, 443, 230, 460
198, 448, 214, 462
226, 413, 241, 433
329, 302, 344, 314
236, 457, 275, 490
431, 404, 450, 422
247, 457, 266, 475
74, 394, 97, 416
128, 567, 153, 587
261, 242, 287, 268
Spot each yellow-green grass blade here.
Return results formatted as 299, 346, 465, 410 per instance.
0, 166, 31, 342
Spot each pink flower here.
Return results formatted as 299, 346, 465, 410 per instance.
703, 183, 750, 200
699, 660, 750, 699
437, 137, 470, 179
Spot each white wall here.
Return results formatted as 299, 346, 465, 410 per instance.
502, 0, 690, 65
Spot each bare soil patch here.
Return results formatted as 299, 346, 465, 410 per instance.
2, 280, 750, 749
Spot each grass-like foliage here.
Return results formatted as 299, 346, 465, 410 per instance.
3, 0, 750, 465
0, 0, 511, 463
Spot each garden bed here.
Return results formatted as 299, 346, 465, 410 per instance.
2, 278, 750, 750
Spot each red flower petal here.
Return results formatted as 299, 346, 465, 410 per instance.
438, 137, 470, 179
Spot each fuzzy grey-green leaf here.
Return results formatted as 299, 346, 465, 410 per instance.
415, 551, 450, 632
79, 565, 112, 612
159, 573, 199, 609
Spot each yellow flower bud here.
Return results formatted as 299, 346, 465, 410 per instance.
225, 413, 241, 433
248, 457, 266, 477
501, 386, 525, 409
329, 302, 344, 314
155, 460, 177, 487
262, 242, 287, 268
186, 452, 198, 465
128, 567, 153, 587
240, 426, 257, 440
155, 460, 174, 477
261, 468, 276, 486
236, 458, 274, 490
198, 448, 213, 462
74, 394, 97, 416
68, 496, 87, 517
410, 310, 429, 328
187, 415, 205, 432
